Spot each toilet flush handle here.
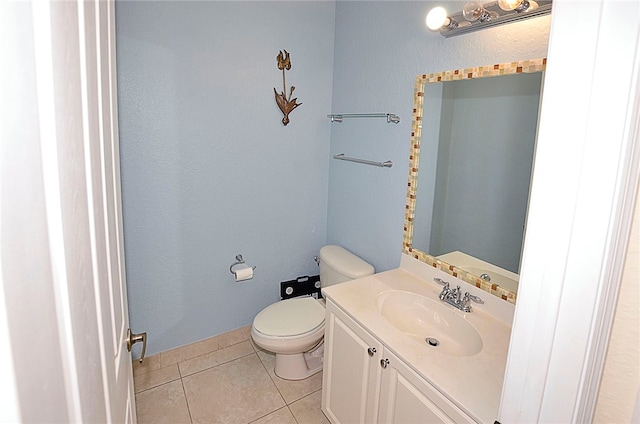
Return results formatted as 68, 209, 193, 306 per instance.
126, 328, 147, 363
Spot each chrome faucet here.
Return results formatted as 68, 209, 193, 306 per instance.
434, 278, 484, 312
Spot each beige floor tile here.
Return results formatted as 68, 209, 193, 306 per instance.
134, 364, 181, 393
250, 406, 297, 424
183, 354, 285, 424
288, 390, 330, 424
135, 379, 191, 424
179, 340, 254, 377
132, 353, 162, 376
219, 325, 252, 349
256, 349, 323, 404
161, 335, 220, 367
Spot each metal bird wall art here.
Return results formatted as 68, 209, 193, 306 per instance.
274, 50, 301, 126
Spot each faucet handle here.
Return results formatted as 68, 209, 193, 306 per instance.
434, 277, 449, 288
434, 278, 450, 300
464, 292, 484, 304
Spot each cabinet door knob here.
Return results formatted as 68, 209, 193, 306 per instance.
380, 358, 389, 369
367, 347, 377, 357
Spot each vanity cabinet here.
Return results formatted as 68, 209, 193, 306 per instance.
378, 348, 475, 423
322, 299, 476, 424
321, 299, 382, 424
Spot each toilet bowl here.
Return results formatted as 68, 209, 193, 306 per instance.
251, 297, 326, 380
251, 245, 374, 380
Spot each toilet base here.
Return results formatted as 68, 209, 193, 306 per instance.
274, 341, 324, 380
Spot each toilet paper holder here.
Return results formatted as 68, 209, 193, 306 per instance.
229, 254, 256, 275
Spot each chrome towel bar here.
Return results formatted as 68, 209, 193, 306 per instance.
333, 153, 393, 168
327, 113, 400, 124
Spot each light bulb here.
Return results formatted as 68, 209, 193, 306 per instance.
462, 1, 484, 21
499, 0, 538, 12
426, 7, 449, 31
498, 0, 521, 11
463, 1, 499, 22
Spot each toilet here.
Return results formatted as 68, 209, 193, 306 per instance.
251, 245, 374, 380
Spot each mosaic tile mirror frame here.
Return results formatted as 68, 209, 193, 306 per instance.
403, 58, 547, 304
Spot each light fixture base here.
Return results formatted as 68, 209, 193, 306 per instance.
439, 0, 551, 38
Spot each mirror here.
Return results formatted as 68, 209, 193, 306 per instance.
403, 59, 546, 304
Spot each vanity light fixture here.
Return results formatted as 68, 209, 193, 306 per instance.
426, 0, 551, 38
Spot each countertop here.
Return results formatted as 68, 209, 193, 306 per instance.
321, 255, 514, 423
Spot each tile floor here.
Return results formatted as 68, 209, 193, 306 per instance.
132, 325, 330, 424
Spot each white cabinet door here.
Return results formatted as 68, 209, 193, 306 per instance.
322, 301, 383, 424
378, 349, 476, 424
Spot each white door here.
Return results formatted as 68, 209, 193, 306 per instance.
0, 0, 136, 421
84, 0, 137, 421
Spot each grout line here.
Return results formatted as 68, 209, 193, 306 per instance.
135, 343, 257, 395
255, 351, 289, 406
179, 376, 194, 424
162, 337, 253, 371
177, 361, 184, 379
134, 350, 325, 424
133, 375, 182, 395
178, 349, 256, 379
288, 405, 301, 424
247, 405, 290, 424
148, 327, 253, 371
251, 342, 291, 402
290, 388, 326, 424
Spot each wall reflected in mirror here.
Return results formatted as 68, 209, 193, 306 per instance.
403, 59, 546, 303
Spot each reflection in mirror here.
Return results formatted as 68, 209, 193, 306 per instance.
403, 59, 546, 303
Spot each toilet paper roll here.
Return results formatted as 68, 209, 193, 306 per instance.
234, 265, 254, 282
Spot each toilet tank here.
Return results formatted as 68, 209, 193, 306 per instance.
319, 245, 375, 288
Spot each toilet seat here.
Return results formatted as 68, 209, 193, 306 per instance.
253, 296, 325, 337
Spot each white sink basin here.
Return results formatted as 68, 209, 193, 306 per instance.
376, 290, 483, 357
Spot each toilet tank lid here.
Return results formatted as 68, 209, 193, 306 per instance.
320, 245, 375, 278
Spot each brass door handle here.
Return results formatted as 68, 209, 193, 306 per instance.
126, 329, 147, 363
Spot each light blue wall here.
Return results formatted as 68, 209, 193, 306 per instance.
116, 1, 336, 355
116, 1, 551, 356
327, 1, 550, 272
